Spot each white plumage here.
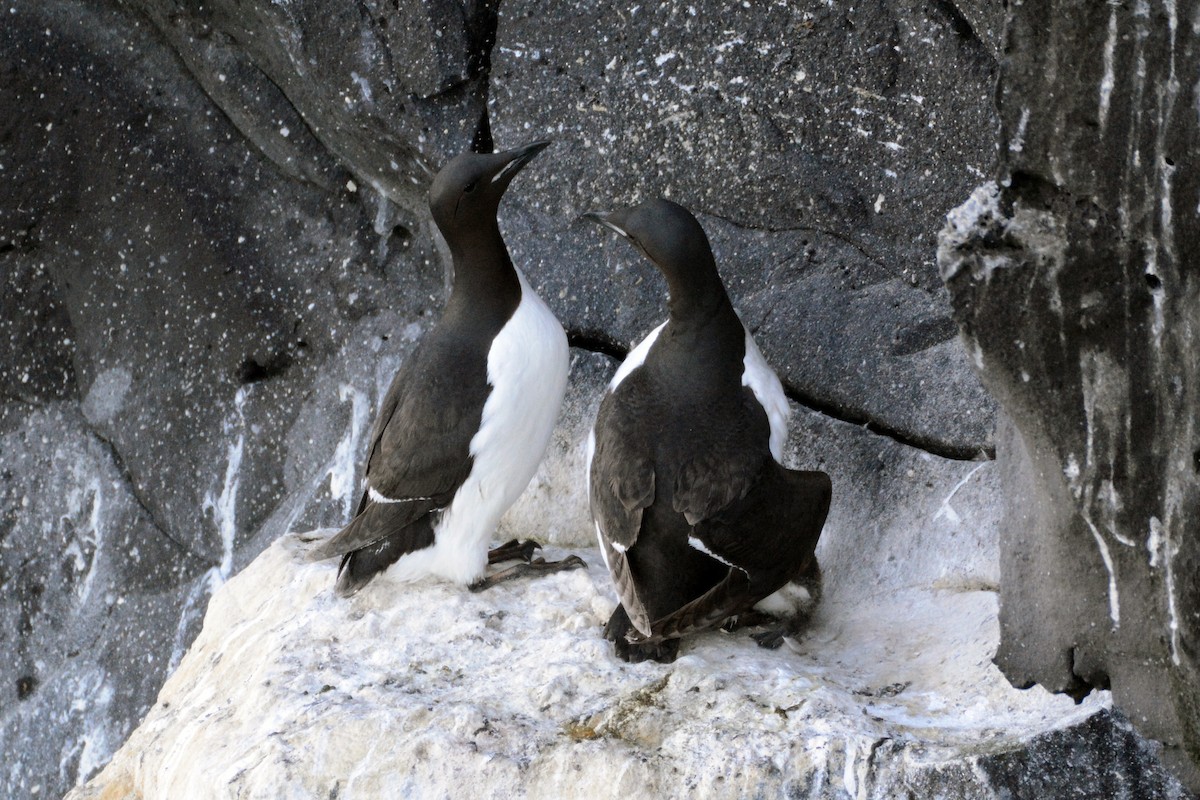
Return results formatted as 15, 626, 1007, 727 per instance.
741, 328, 790, 463
387, 270, 568, 584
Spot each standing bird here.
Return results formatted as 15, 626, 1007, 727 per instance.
311, 142, 581, 596
583, 198, 831, 663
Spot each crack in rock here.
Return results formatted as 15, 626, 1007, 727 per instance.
83, 427, 213, 567
566, 330, 992, 462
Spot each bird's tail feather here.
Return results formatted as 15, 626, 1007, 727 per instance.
335, 537, 406, 597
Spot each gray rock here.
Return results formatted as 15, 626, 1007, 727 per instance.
0, 1, 443, 795
490, 0, 999, 455
937, 0, 1200, 788
0, 403, 209, 799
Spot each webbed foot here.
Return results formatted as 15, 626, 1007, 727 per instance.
469, 554, 586, 592
604, 605, 680, 663
486, 538, 542, 565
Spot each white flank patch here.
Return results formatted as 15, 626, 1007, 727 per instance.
366, 486, 433, 505
753, 582, 814, 617
594, 523, 610, 569
687, 535, 744, 573
608, 321, 667, 392
390, 269, 568, 584
741, 327, 789, 462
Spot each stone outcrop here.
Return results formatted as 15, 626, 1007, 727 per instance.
489, 0, 999, 456
938, 0, 1200, 788
67, 402, 1190, 800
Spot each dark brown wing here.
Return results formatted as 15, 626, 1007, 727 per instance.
691, 465, 831, 578
312, 333, 487, 560
631, 464, 832, 642
589, 387, 656, 553
365, 347, 484, 505
670, 387, 773, 526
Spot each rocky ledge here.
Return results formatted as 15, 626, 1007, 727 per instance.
67, 528, 1185, 800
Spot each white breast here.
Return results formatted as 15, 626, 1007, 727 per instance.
391, 269, 569, 584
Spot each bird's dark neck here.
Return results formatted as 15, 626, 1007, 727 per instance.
443, 219, 522, 322
663, 260, 737, 334
654, 262, 744, 387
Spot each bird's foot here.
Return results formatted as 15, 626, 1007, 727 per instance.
469, 554, 586, 593
749, 611, 816, 650
486, 538, 542, 565
720, 610, 775, 632
604, 606, 680, 664
751, 625, 789, 650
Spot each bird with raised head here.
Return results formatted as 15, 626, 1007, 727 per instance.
311, 142, 582, 595
583, 197, 831, 663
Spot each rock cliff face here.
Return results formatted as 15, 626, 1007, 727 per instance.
2, 0, 1194, 796
937, 0, 1200, 788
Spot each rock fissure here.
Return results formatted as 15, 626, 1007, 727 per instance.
565, 330, 992, 462
83, 428, 211, 567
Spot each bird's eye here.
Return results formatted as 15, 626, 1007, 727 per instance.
464, 180, 478, 193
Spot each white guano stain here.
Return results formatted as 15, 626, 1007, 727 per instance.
1084, 515, 1120, 628
933, 463, 987, 526
1149, 516, 1182, 665
79, 481, 103, 604
329, 384, 371, 520
202, 386, 249, 591
1098, 8, 1118, 130
58, 672, 115, 785
1009, 107, 1030, 154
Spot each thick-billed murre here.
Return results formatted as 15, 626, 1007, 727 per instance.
311, 142, 582, 595
583, 198, 831, 663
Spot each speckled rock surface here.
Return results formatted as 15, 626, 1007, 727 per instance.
937, 0, 1200, 788
0, 1, 438, 796
489, 0, 999, 456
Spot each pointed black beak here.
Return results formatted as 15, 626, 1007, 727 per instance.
490, 140, 552, 186
580, 209, 632, 239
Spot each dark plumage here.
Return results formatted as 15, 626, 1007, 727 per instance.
583, 198, 831, 662
310, 142, 576, 595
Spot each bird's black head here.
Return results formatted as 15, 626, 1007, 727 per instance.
582, 198, 722, 300
429, 141, 551, 239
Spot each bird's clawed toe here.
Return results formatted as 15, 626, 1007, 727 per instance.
751, 627, 787, 649
604, 606, 679, 663
487, 538, 542, 565
469, 553, 586, 592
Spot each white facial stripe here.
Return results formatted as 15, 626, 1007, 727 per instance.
491, 158, 525, 184
600, 220, 629, 238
